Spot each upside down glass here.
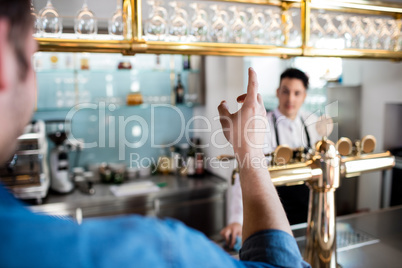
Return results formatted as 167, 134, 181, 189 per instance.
309, 11, 325, 48
168, 1, 188, 42
144, 0, 168, 41
265, 8, 283, 46
189, 3, 208, 42
75, 0, 98, 38
210, 5, 229, 43
31, 0, 41, 37
109, 0, 124, 38
39, 0, 63, 37
229, 6, 248, 44
247, 7, 265, 45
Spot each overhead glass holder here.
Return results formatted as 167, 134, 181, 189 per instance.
35, 0, 402, 60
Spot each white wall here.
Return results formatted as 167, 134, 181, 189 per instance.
194, 57, 245, 182
343, 59, 402, 211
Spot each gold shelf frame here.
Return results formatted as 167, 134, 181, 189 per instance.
35, 0, 402, 60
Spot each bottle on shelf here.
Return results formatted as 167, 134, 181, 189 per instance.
195, 138, 205, 177
174, 73, 185, 104
80, 53, 90, 70
157, 146, 171, 175
182, 55, 191, 70
154, 55, 164, 71
186, 138, 196, 177
126, 71, 143, 106
50, 54, 58, 69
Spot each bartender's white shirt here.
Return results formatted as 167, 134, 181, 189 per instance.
228, 108, 321, 225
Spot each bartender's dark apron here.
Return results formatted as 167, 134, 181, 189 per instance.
272, 113, 311, 225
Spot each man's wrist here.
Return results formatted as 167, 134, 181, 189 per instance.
234, 150, 267, 171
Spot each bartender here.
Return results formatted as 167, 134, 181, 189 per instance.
221, 68, 321, 248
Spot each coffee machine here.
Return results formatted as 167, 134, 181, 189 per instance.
0, 121, 50, 204
46, 120, 74, 193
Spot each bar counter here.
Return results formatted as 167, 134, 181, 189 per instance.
29, 174, 228, 236
294, 205, 402, 267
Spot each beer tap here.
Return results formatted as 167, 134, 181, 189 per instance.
217, 135, 395, 267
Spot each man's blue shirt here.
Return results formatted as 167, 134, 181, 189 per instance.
0, 185, 310, 268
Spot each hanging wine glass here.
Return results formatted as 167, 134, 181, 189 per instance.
283, 9, 301, 48
229, 6, 248, 44
144, 0, 168, 41
210, 5, 229, 43
321, 13, 341, 48
109, 0, 124, 39
309, 11, 325, 47
264, 8, 283, 46
247, 7, 265, 45
362, 17, 378, 50
168, 1, 188, 42
30, 0, 41, 37
374, 18, 389, 50
335, 14, 353, 49
388, 19, 400, 51
74, 0, 98, 38
39, 0, 63, 37
349, 16, 365, 49
189, 3, 208, 42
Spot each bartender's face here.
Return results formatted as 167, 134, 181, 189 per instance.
276, 77, 307, 120
0, 22, 37, 163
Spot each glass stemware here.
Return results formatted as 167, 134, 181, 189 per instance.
283, 9, 301, 48
264, 8, 283, 46
309, 11, 325, 47
335, 14, 353, 49
323, 14, 339, 39
375, 18, 390, 50
229, 6, 248, 44
189, 3, 208, 42
388, 19, 401, 51
75, 0, 98, 38
362, 17, 378, 49
247, 7, 265, 45
31, 0, 41, 37
168, 1, 188, 42
349, 16, 365, 49
39, 0, 62, 37
210, 5, 229, 43
144, 0, 168, 41
109, 0, 124, 39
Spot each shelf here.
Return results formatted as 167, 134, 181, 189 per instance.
34, 103, 200, 113
143, 41, 303, 57
34, 0, 402, 60
35, 68, 200, 74
36, 36, 142, 54
303, 48, 402, 60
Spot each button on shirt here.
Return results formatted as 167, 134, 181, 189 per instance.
229, 109, 321, 226
0, 185, 310, 268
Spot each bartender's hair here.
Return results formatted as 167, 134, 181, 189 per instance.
0, 0, 33, 80
280, 68, 309, 89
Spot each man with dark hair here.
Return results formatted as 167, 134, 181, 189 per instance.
280, 68, 309, 89
222, 67, 321, 249
0, 1, 310, 267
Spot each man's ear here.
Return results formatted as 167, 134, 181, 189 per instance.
0, 19, 10, 92
276, 88, 279, 98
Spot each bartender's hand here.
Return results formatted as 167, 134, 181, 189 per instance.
220, 222, 242, 249
218, 68, 267, 157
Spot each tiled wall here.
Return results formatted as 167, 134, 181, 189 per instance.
33, 53, 199, 168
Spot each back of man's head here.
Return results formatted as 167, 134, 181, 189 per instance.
280, 68, 309, 90
0, 0, 32, 80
